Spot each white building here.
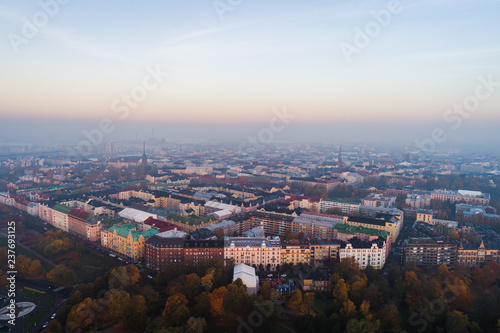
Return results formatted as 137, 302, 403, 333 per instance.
233, 264, 259, 295
340, 237, 387, 269
118, 208, 157, 223
319, 198, 360, 215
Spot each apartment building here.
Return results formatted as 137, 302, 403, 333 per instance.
309, 239, 340, 267
280, 239, 311, 265
224, 237, 281, 271
403, 237, 457, 267
339, 237, 387, 269
101, 223, 159, 262
431, 189, 490, 206
319, 198, 360, 215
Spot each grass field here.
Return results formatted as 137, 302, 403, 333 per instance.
39, 295, 55, 307
23, 309, 49, 333
19, 287, 45, 300
80, 252, 116, 268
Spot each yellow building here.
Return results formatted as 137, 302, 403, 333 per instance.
416, 210, 434, 224
346, 215, 402, 243
310, 240, 340, 267
101, 223, 159, 262
458, 239, 500, 267
280, 240, 311, 265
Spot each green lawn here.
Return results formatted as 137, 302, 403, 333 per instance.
23, 309, 49, 333
39, 295, 55, 307
80, 252, 116, 268
19, 287, 44, 300
73, 265, 106, 281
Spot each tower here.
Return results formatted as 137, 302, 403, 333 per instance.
337, 146, 344, 169
141, 140, 147, 168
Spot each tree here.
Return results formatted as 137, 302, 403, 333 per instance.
171, 305, 190, 327
186, 317, 207, 333
446, 310, 482, 333
208, 286, 227, 317
184, 273, 202, 303
333, 278, 349, 304
162, 294, 189, 321
66, 298, 96, 331
340, 300, 356, 321
345, 318, 381, 333
108, 265, 140, 289
377, 303, 401, 332
109, 290, 131, 320
301, 292, 315, 315
201, 268, 215, 292
47, 265, 77, 284
289, 289, 303, 310
194, 292, 211, 318
224, 281, 250, 316
260, 281, 273, 300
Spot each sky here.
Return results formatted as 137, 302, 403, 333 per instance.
0, 0, 499, 146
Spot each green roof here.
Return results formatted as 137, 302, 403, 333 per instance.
107, 223, 159, 242
51, 203, 72, 214
334, 223, 389, 239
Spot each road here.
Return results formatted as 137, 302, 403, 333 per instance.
381, 217, 415, 277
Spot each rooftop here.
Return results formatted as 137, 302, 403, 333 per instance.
108, 223, 159, 242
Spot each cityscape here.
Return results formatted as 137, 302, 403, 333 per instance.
1, 1, 500, 333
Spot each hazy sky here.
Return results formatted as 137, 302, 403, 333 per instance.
0, 0, 499, 144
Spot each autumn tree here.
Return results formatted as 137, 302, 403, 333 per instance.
333, 278, 349, 304
124, 295, 149, 331
446, 310, 482, 333
340, 300, 356, 322
193, 292, 212, 318
186, 317, 207, 333
162, 294, 189, 322
345, 318, 381, 333
208, 286, 227, 317
47, 265, 77, 284
301, 292, 315, 315
184, 273, 202, 303
223, 280, 251, 316
108, 265, 140, 290
260, 281, 273, 300
289, 289, 303, 310
66, 298, 96, 331
201, 268, 215, 292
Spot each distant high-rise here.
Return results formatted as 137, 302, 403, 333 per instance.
142, 141, 147, 168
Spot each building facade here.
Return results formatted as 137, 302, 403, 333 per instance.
101, 223, 159, 262
339, 237, 387, 269
224, 237, 281, 270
